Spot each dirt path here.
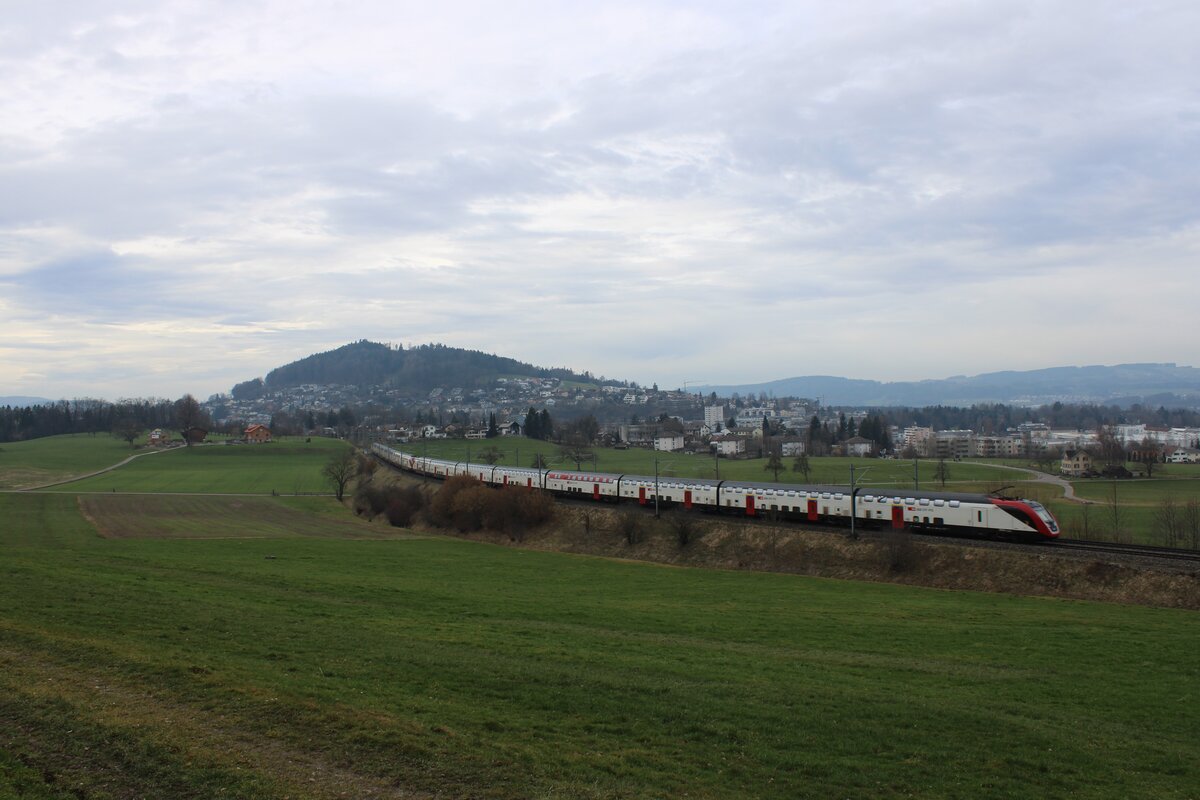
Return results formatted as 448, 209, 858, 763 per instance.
959, 460, 1092, 503
16, 446, 174, 491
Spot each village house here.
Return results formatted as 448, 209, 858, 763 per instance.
711, 436, 746, 457
1060, 449, 1093, 477
842, 436, 875, 458
654, 433, 685, 452
244, 423, 271, 443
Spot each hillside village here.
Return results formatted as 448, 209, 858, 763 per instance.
201, 376, 1200, 473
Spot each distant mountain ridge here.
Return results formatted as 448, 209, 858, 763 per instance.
234, 340, 609, 398
0, 396, 54, 407
692, 363, 1200, 408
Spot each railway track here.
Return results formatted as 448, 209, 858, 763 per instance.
1052, 539, 1200, 563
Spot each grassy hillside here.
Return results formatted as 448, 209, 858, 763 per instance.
50, 437, 350, 494
1, 491, 1196, 798
0, 433, 141, 489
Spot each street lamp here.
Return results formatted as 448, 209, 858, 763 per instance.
849, 464, 872, 541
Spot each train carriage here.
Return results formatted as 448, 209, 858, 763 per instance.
544, 470, 619, 501
492, 465, 547, 489
371, 443, 1059, 540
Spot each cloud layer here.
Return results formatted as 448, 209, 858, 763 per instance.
2, 1, 1198, 399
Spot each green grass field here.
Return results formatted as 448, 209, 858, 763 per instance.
0, 433, 142, 489
1, 490, 1197, 799
400, 436, 1022, 487
48, 437, 351, 495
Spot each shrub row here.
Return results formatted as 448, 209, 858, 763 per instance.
427, 476, 555, 539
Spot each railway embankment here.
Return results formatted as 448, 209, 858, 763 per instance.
396, 493, 1200, 609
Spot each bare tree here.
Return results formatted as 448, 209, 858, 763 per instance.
174, 394, 211, 447
530, 453, 548, 469
1079, 502, 1093, 539
112, 418, 141, 448
1094, 426, 1126, 468
1183, 498, 1200, 549
1107, 481, 1126, 543
934, 458, 950, 488
1154, 495, 1181, 547
477, 445, 504, 465
764, 451, 784, 481
1136, 436, 1160, 478
792, 452, 812, 482
322, 449, 357, 502
558, 443, 594, 470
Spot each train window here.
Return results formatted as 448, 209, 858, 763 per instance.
934, 499, 945, 507
905, 498, 916, 505
834, 493, 843, 500
949, 500, 960, 508
934, 517, 943, 525
977, 511, 983, 522
821, 492, 831, 499
919, 499, 930, 506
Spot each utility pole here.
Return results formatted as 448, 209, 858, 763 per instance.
654, 455, 661, 519
850, 465, 872, 541
913, 457, 919, 491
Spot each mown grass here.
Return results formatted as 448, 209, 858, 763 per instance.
1, 491, 1197, 799
0, 433, 141, 489
48, 437, 351, 495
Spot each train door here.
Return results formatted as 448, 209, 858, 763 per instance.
593, 483, 600, 500
527, 477, 533, 488
807, 499, 818, 521
638, 486, 647, 505
746, 495, 756, 516
502, 475, 508, 486
684, 490, 692, 510
891, 506, 904, 529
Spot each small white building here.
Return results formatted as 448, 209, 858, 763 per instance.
654, 433, 685, 452
781, 440, 806, 457
711, 436, 746, 457
1164, 446, 1200, 464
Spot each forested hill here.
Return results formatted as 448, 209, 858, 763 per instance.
694, 363, 1200, 408
235, 341, 608, 397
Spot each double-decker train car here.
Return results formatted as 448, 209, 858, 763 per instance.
371, 443, 1060, 540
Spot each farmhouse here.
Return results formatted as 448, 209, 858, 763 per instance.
245, 423, 271, 443
1060, 449, 1093, 477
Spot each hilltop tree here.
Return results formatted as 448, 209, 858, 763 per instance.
322, 448, 357, 502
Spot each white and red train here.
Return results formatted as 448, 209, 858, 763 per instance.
371, 443, 1061, 540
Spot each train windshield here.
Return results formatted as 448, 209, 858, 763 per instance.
1027, 501, 1059, 532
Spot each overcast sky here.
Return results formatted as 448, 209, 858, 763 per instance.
2, 0, 1197, 401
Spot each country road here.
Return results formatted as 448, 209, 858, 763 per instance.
959, 461, 1092, 503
